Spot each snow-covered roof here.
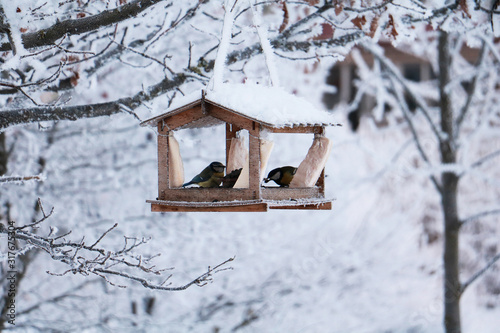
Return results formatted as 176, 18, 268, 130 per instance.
140, 83, 338, 129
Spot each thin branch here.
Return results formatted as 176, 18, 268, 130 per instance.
461, 252, 500, 294
455, 41, 488, 135
469, 149, 500, 170
1, 215, 234, 293
89, 223, 118, 249
16, 280, 100, 316
0, 175, 43, 184
362, 42, 443, 143
94, 257, 235, 291
388, 74, 443, 193
460, 209, 500, 228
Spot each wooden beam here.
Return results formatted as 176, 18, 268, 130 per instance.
269, 201, 332, 210
208, 105, 258, 135
151, 202, 268, 212
160, 188, 258, 202
261, 186, 323, 200
316, 168, 325, 197
248, 124, 261, 198
157, 123, 169, 199
162, 105, 205, 131
267, 126, 325, 134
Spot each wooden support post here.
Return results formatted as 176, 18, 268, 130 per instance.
225, 123, 240, 167
248, 122, 261, 199
315, 126, 326, 197
316, 168, 325, 197
157, 121, 169, 200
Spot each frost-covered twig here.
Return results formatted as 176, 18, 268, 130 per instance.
0, 217, 234, 292
0, 175, 44, 184
95, 257, 234, 291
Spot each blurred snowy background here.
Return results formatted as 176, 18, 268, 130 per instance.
1, 0, 499, 332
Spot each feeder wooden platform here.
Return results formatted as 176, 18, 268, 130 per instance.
140, 85, 339, 212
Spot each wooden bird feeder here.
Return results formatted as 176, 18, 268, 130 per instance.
140, 84, 338, 212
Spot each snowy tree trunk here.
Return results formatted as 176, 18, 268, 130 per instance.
0, 133, 7, 175
438, 31, 462, 333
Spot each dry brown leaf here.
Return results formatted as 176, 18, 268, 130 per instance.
367, 16, 379, 38
388, 14, 398, 38
279, 2, 289, 33
459, 0, 471, 18
335, 4, 343, 16
351, 16, 367, 29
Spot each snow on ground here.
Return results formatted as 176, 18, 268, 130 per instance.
68, 114, 498, 332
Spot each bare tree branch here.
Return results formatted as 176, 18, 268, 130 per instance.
469, 149, 500, 170
16, 280, 100, 317
0, 5, 20, 55
460, 208, 500, 228
388, 74, 443, 193
0, 215, 234, 292
94, 257, 234, 291
455, 42, 488, 135
461, 252, 500, 294
362, 42, 443, 143
0, 0, 169, 52
0, 175, 43, 184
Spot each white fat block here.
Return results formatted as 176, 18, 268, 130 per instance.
168, 134, 184, 187
40, 92, 59, 104
227, 136, 249, 188
290, 136, 332, 188
259, 139, 274, 180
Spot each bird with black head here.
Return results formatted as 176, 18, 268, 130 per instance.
263, 166, 297, 187
183, 161, 226, 188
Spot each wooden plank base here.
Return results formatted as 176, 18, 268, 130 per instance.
147, 199, 333, 212
268, 201, 332, 210
151, 202, 268, 212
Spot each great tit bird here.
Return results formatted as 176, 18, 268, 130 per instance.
264, 166, 297, 187
183, 161, 225, 188
221, 168, 242, 188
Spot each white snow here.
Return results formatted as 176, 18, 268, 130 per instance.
208, 0, 238, 91
249, 0, 280, 86
206, 83, 338, 127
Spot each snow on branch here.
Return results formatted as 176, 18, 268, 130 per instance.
387, 73, 443, 194
0, 200, 234, 291
362, 42, 444, 142
0, 0, 166, 52
0, 73, 188, 130
0, 175, 44, 185
249, 0, 280, 86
